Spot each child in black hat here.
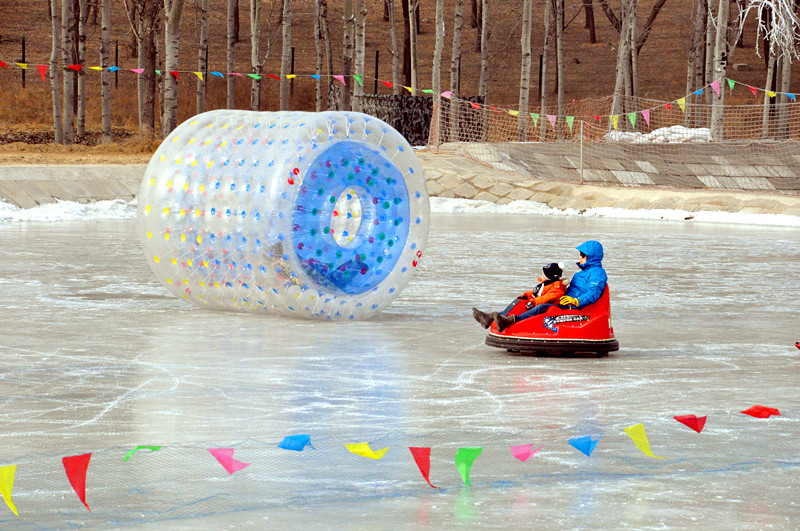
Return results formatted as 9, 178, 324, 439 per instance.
472, 263, 566, 332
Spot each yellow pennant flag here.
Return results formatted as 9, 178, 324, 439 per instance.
611, 115, 619, 130
677, 97, 686, 113
508, 110, 519, 116
403, 86, 413, 93
286, 74, 296, 79
15, 63, 27, 70
194, 72, 203, 81
0, 465, 20, 517
345, 443, 389, 460
623, 423, 665, 459
88, 66, 103, 71
766, 90, 776, 98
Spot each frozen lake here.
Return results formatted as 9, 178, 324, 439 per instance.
0, 212, 798, 528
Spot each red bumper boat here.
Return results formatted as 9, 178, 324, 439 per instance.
485, 286, 619, 356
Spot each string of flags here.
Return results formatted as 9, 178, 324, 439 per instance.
0, 405, 787, 517
0, 58, 795, 129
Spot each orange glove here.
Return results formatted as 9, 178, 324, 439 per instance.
523, 291, 534, 300
559, 296, 579, 307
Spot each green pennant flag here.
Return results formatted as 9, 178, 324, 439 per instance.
454, 447, 483, 486
726, 77, 735, 91
246, 74, 261, 80
530, 112, 540, 127
353, 74, 363, 87
421, 89, 434, 94
566, 116, 575, 132
155, 70, 161, 76
627, 112, 636, 128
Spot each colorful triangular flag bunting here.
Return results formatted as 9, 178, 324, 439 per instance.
62, 453, 92, 511
409, 447, 438, 488
0, 465, 19, 517
454, 447, 482, 486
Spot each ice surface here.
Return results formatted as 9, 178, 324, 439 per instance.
0, 212, 799, 528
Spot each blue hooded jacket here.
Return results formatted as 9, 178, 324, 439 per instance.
565, 240, 607, 309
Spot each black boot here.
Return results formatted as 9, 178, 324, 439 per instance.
493, 312, 516, 333
472, 307, 493, 329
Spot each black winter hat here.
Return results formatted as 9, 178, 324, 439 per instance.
542, 262, 563, 281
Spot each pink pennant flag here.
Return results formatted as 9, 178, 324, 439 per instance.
36, 64, 48, 82
510, 444, 543, 462
229, 72, 243, 77
208, 448, 250, 475
333, 75, 346, 85
642, 109, 650, 125
130, 68, 145, 74
547, 114, 557, 127
62, 453, 92, 511
710, 80, 721, 97
440, 90, 453, 99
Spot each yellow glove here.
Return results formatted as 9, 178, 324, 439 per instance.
560, 296, 579, 307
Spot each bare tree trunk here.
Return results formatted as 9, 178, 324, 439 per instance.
354, 0, 367, 108
686, 0, 702, 125
51, 0, 64, 144
584, 0, 596, 43
704, 0, 715, 107
518, 0, 533, 140
409, 0, 419, 95
449, 0, 463, 142
320, 0, 333, 94
777, 52, 792, 139
62, 0, 75, 145
280, 0, 292, 110
227, 0, 236, 108
401, 0, 411, 85
100, 0, 111, 142
474, 0, 482, 51
388, 0, 401, 95
540, 0, 552, 140
156, 15, 165, 125
342, 0, 354, 110
233, 0, 240, 42
762, 51, 776, 138
478, 0, 489, 101
432, 0, 445, 97
556, 0, 565, 136
629, 0, 639, 101
384, 0, 390, 20
249, 0, 262, 111
709, 0, 729, 140
314, 0, 323, 111
197, 0, 209, 114
610, 0, 631, 125
162, 0, 185, 136
77, 0, 88, 137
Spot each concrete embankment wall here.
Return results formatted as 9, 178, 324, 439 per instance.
2, 150, 800, 216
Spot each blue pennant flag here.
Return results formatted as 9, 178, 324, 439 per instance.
278, 434, 314, 452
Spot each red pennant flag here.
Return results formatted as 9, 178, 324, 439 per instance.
266, 74, 281, 80
748, 85, 758, 97
0, 62, 7, 68
593, 115, 602, 120
36, 64, 48, 82
67, 64, 82, 71
741, 405, 780, 418
62, 453, 92, 511
795, 341, 799, 350
470, 102, 480, 109
169, 70, 180, 80
663, 103, 672, 110
409, 447, 438, 488
381, 80, 393, 88
674, 415, 706, 433
489, 105, 499, 113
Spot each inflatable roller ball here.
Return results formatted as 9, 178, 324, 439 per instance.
137, 110, 430, 320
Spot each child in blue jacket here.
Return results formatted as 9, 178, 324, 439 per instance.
492, 241, 608, 333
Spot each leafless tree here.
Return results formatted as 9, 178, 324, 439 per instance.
280, 0, 292, 110
584, 0, 597, 43
314, 0, 323, 111
124, 0, 162, 136
449, 0, 464, 141
432, 0, 445, 97
409, 0, 419, 95
50, 0, 64, 144
540, 0, 553, 140
197, 0, 209, 114
62, 0, 75, 144
342, 0, 355, 110
101, 0, 111, 142
226, 0, 236, 109
320, 0, 333, 90
162, 0, 185, 136
354, 0, 367, 108
478, 0, 489, 101
518, 0, 533, 140
77, 0, 88, 136
387, 0, 401, 94
556, 0, 565, 132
